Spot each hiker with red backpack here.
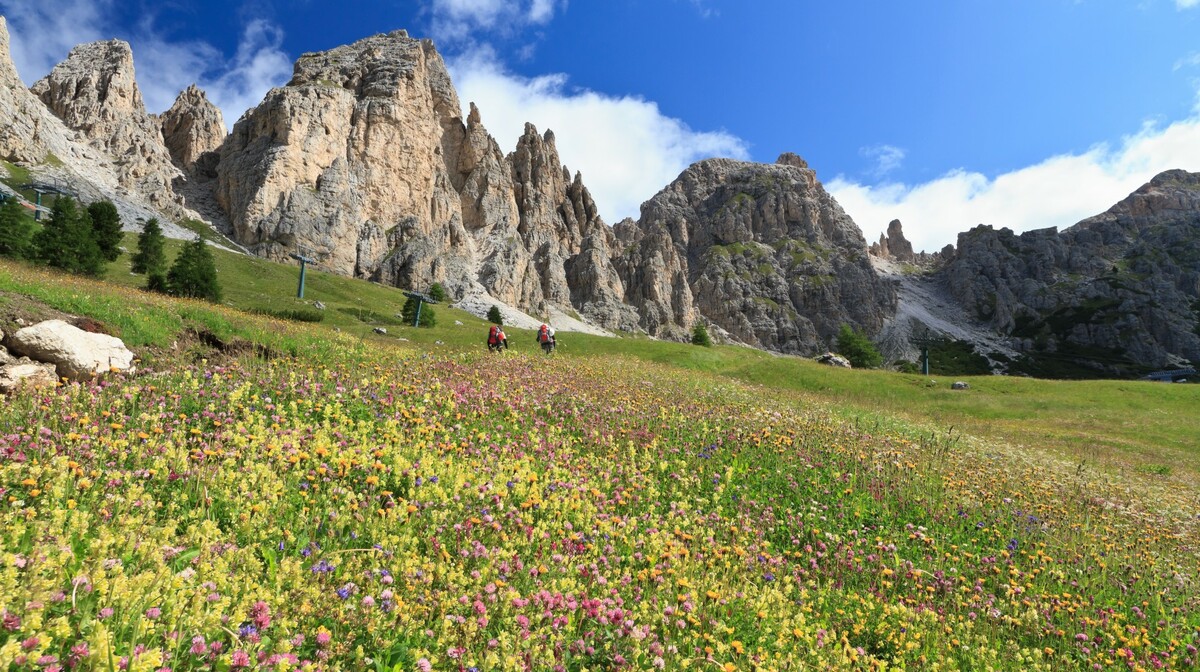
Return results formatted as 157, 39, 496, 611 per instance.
487, 324, 508, 352
537, 323, 556, 354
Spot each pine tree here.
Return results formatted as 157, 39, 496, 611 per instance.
691, 322, 712, 347
486, 305, 503, 325
167, 237, 222, 302
837, 324, 883, 369
402, 294, 436, 327
0, 198, 35, 259
87, 199, 123, 262
428, 282, 447, 303
131, 218, 167, 276
33, 196, 104, 275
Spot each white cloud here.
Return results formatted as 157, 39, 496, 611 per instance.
828, 116, 1200, 253
426, 0, 565, 44
1175, 52, 1200, 71
0, 1, 291, 129
860, 144, 906, 178
1176, 0, 1199, 8
448, 48, 750, 224
2, 0, 108, 83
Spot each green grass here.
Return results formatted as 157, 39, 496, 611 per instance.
3, 236, 1197, 486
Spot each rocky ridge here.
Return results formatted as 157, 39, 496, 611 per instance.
940, 169, 1200, 372
0, 18, 208, 237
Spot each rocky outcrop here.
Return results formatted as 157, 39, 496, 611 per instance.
6, 319, 135, 381
870, 219, 915, 262
160, 84, 226, 175
613, 154, 897, 352
31, 38, 184, 216
941, 170, 1200, 373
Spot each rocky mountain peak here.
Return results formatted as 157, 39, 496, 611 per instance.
32, 39, 143, 132
160, 84, 226, 174
940, 169, 1200, 374
30, 37, 183, 215
617, 155, 896, 350
776, 152, 808, 169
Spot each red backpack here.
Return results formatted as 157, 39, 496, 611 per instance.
489, 325, 500, 344
538, 325, 549, 343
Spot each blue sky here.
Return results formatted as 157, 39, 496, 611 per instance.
2, 0, 1199, 250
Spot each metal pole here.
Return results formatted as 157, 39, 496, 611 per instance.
413, 299, 423, 327
297, 260, 307, 298
922, 346, 930, 375
35, 191, 42, 221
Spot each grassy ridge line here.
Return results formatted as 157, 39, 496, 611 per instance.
8, 237, 1200, 482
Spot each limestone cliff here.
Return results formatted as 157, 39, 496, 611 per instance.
614, 153, 897, 352
215, 30, 632, 326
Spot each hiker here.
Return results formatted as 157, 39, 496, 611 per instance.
537, 323, 556, 354
487, 324, 508, 352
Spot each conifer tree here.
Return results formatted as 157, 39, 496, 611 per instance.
837, 324, 883, 369
87, 199, 123, 262
691, 322, 712, 347
131, 218, 167, 276
428, 282, 447, 303
487, 305, 503, 325
33, 196, 104, 275
167, 236, 221, 302
0, 198, 35, 259
402, 294, 437, 327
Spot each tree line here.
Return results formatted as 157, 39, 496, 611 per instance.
0, 195, 220, 301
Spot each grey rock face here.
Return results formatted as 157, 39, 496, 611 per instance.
160, 84, 226, 175
941, 170, 1200, 371
614, 155, 897, 352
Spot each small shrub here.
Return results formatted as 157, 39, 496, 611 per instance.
252, 307, 325, 323
146, 272, 169, 293
402, 295, 436, 327
691, 323, 712, 347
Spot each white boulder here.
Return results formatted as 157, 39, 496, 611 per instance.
7, 319, 135, 381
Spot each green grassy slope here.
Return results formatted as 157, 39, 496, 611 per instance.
2, 233, 1195, 485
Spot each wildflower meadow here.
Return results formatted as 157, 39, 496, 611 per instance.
1, 306, 1199, 670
